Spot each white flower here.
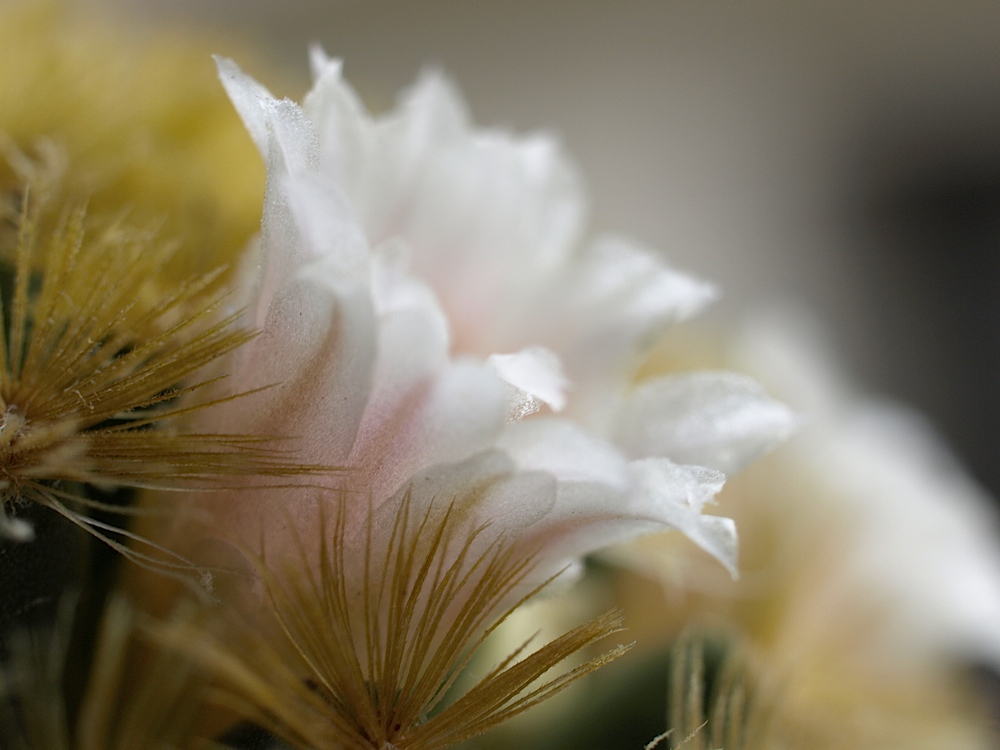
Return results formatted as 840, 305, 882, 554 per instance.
170, 53, 796, 596
298, 50, 795, 460
591, 313, 1000, 747
732, 311, 1000, 665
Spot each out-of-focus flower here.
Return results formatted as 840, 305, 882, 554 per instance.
732, 313, 1000, 666
0, 1, 264, 283
590, 313, 1000, 748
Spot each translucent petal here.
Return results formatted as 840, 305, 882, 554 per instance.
615, 371, 800, 473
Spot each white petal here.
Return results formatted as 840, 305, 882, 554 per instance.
504, 135, 584, 268
488, 347, 568, 420
615, 371, 800, 474
219, 60, 326, 327
349, 360, 508, 503
506, 458, 734, 582
327, 73, 585, 348
308, 43, 337, 84
260, 97, 320, 178
546, 238, 718, 340
212, 255, 377, 469
524, 238, 718, 428
216, 56, 319, 178
370, 241, 443, 321
498, 417, 630, 489
365, 241, 450, 414
280, 172, 368, 277
580, 236, 717, 323
365, 450, 558, 548
398, 69, 470, 143
215, 55, 275, 157
496, 420, 736, 576
303, 50, 373, 191
254, 167, 360, 334
629, 458, 736, 576
329, 72, 467, 246
403, 135, 585, 346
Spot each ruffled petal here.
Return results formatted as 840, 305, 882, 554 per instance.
498, 417, 630, 488
349, 360, 509, 504
628, 458, 736, 576
522, 237, 718, 428
193, 53, 792, 596
303, 48, 373, 195
227, 258, 377, 466
365, 450, 558, 551
496, 419, 736, 574
488, 346, 568, 420
614, 371, 800, 474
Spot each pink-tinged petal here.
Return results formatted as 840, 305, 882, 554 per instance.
488, 347, 568, 420
177, 252, 380, 567
615, 371, 800, 474
364, 451, 558, 553
399, 134, 585, 350
209, 172, 377, 463
349, 360, 509, 505
224, 256, 377, 467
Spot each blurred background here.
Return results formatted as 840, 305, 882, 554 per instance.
107, 0, 1000, 500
